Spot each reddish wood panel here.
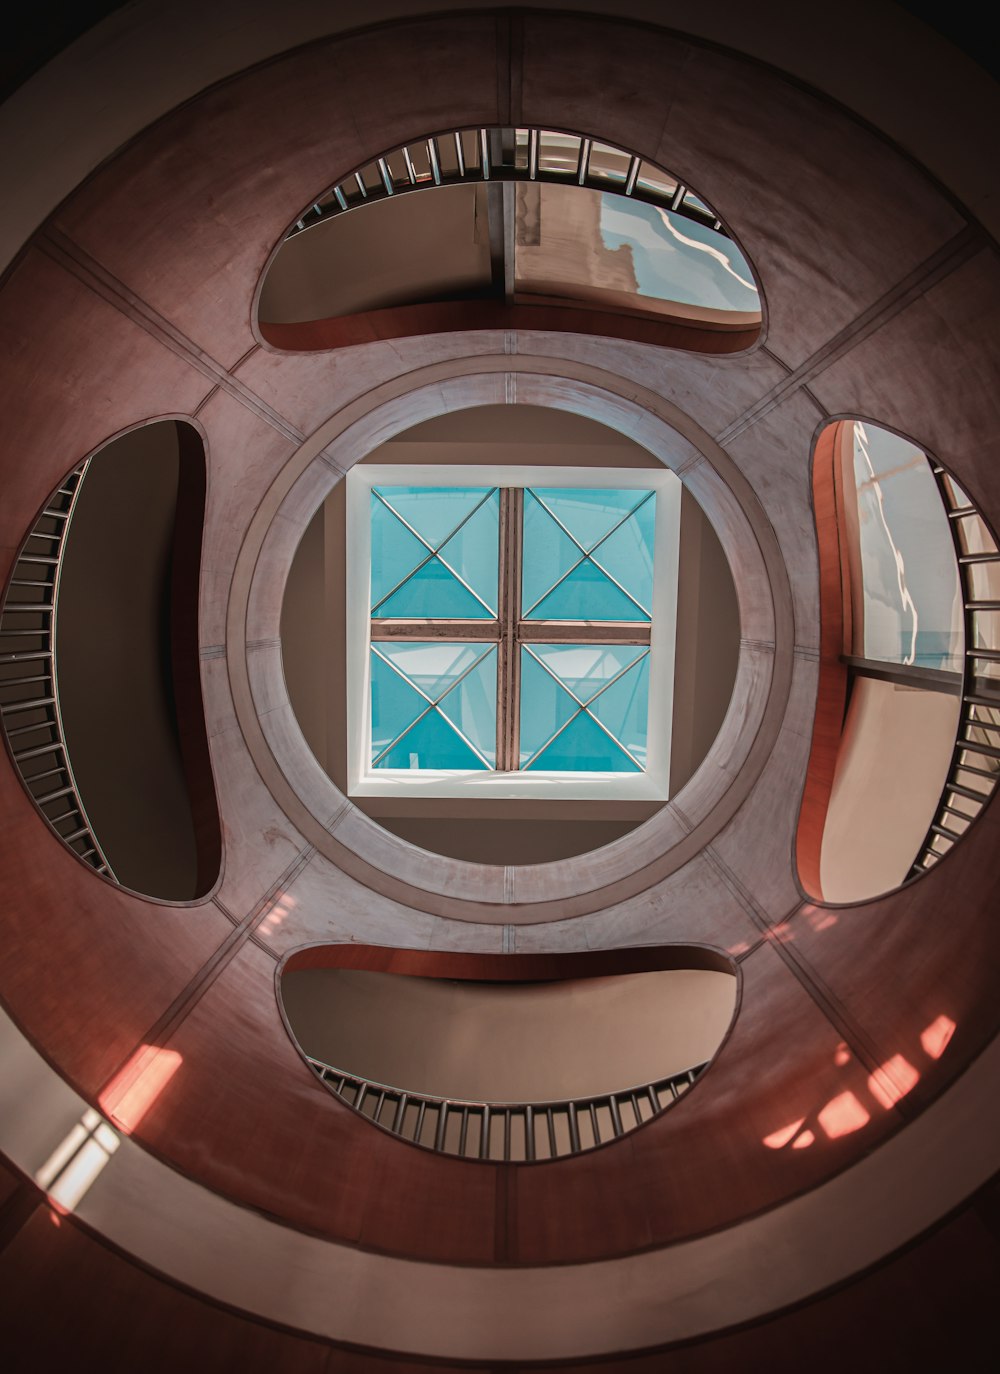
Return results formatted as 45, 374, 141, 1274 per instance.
112, 936, 908, 1265
649, 36, 965, 369
131, 942, 500, 1263
2, 1173, 999, 1372
810, 249, 1000, 521
795, 421, 850, 899
53, 16, 505, 371
260, 299, 758, 357
0, 762, 230, 1094
0, 247, 212, 569
514, 941, 900, 1262
0, 0, 995, 1313
0, 1206, 332, 1374
785, 793, 1000, 1121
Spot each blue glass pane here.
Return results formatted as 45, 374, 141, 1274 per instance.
436, 493, 500, 615
522, 489, 654, 621
370, 649, 429, 762
518, 646, 578, 766
593, 495, 655, 616
371, 643, 496, 769
599, 195, 760, 314
851, 423, 963, 672
529, 488, 642, 551
525, 709, 639, 773
371, 487, 499, 619
370, 497, 431, 611
521, 492, 580, 614
435, 646, 497, 766
375, 709, 488, 772
529, 560, 646, 621
377, 556, 492, 619
521, 644, 648, 771
375, 486, 495, 549
529, 643, 646, 702
374, 641, 482, 699
589, 654, 649, 767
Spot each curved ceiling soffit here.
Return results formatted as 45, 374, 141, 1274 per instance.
252, 122, 766, 358
230, 359, 797, 923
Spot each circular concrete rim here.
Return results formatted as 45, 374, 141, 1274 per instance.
230, 355, 795, 918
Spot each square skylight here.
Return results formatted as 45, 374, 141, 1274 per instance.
346, 464, 681, 800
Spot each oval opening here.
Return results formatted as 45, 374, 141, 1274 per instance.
258, 126, 762, 355
280, 404, 741, 864
281, 944, 737, 1162
798, 418, 998, 901
0, 419, 221, 899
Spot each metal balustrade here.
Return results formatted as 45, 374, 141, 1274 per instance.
0, 463, 117, 879
909, 466, 1000, 876
288, 126, 729, 242
307, 1055, 707, 1161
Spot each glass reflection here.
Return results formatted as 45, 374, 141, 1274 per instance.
599, 196, 759, 313
512, 184, 759, 319
848, 423, 963, 671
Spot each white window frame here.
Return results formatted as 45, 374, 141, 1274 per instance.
345, 463, 681, 801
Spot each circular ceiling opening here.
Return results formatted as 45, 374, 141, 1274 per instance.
280, 404, 739, 866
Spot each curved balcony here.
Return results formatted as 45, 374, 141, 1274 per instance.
909, 464, 1000, 874
799, 419, 999, 902
0, 421, 220, 899
258, 125, 762, 355
281, 944, 737, 1164
0, 460, 112, 875
308, 1055, 707, 1161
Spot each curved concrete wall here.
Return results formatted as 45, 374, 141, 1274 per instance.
0, 3, 998, 1368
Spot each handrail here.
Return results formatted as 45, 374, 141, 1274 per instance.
0, 463, 117, 880
908, 465, 1000, 876
307, 1054, 707, 1161
287, 125, 730, 243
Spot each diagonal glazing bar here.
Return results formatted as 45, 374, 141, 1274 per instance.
520, 645, 649, 769
522, 490, 655, 619
371, 487, 499, 617
371, 644, 495, 767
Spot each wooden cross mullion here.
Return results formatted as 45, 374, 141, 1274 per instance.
496, 487, 522, 770
369, 485, 651, 772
